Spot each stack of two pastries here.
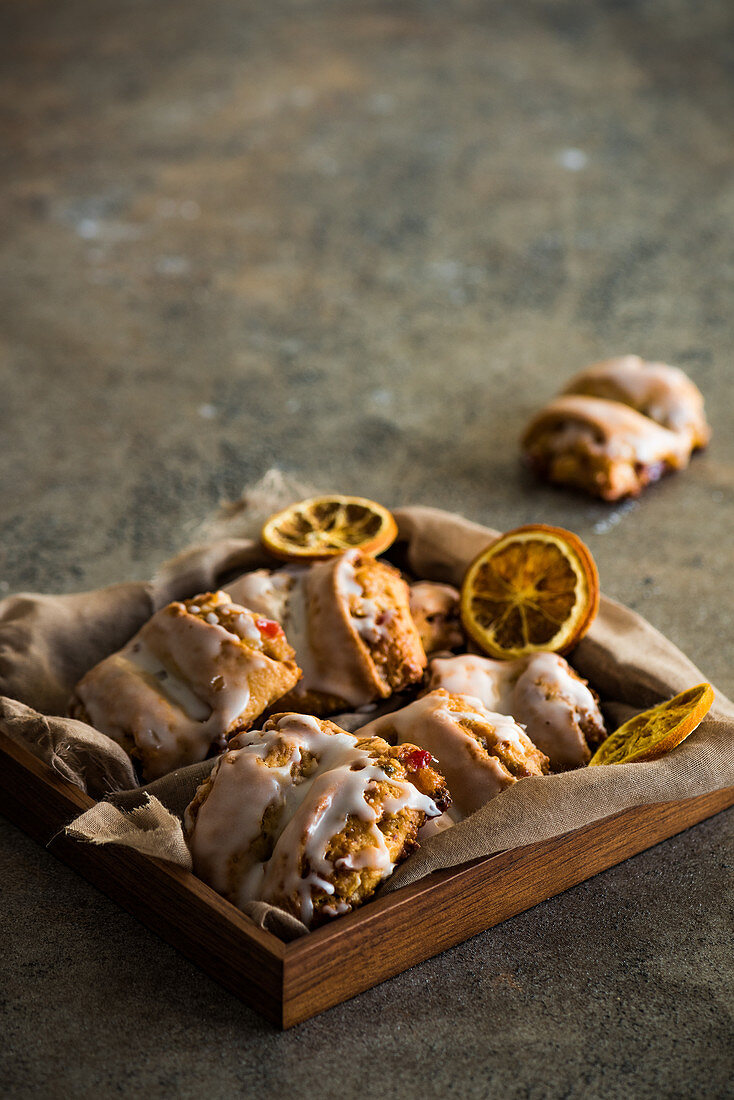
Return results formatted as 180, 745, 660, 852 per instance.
356, 649, 606, 820
521, 355, 710, 500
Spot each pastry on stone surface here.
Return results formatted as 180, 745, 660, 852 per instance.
428, 651, 606, 771
357, 689, 549, 818
226, 549, 426, 715
184, 712, 450, 927
521, 394, 692, 500
70, 591, 301, 781
562, 355, 710, 450
409, 581, 464, 654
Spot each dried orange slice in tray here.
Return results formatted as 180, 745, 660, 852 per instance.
262, 495, 398, 561
589, 683, 714, 766
460, 524, 599, 659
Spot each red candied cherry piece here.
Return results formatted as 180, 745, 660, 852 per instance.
403, 748, 434, 771
255, 617, 283, 638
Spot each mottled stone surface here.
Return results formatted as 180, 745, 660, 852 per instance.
1, 0, 732, 1096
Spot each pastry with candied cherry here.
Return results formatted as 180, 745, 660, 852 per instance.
70, 591, 301, 780
184, 712, 450, 927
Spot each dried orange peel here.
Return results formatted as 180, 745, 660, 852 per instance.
589, 683, 713, 766
460, 524, 599, 660
261, 495, 398, 561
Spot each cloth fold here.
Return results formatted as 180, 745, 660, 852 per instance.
1, 476, 732, 941
65, 794, 194, 868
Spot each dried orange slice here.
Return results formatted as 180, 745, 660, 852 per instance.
589, 683, 713, 766
261, 495, 398, 561
460, 524, 599, 659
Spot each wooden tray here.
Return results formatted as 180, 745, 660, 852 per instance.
2, 730, 732, 1029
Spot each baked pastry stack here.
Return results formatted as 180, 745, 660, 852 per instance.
521, 356, 710, 500
428, 651, 606, 770
226, 548, 426, 714
70, 591, 301, 780
184, 712, 450, 926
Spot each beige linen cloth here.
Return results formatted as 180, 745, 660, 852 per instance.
1, 473, 733, 940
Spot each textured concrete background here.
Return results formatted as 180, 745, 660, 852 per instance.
1, 0, 732, 1096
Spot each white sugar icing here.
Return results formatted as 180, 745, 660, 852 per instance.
510, 651, 602, 769
227, 551, 396, 706
531, 395, 691, 467
75, 596, 276, 778
428, 651, 604, 770
187, 714, 440, 925
565, 355, 708, 443
358, 691, 536, 817
428, 653, 523, 711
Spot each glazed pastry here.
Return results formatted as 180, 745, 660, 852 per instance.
428, 651, 606, 770
521, 394, 692, 500
184, 712, 450, 927
226, 549, 426, 715
357, 689, 549, 818
562, 355, 710, 450
409, 581, 464, 654
70, 591, 301, 781
427, 652, 520, 711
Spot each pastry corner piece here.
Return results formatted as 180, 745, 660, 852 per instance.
184, 712, 450, 928
70, 591, 301, 781
358, 689, 549, 819
521, 394, 693, 501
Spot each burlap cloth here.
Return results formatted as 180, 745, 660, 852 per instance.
2, 473, 733, 941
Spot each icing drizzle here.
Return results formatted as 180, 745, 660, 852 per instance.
186, 714, 440, 925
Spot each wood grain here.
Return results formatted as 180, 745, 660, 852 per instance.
283, 786, 734, 1026
1, 731, 732, 1029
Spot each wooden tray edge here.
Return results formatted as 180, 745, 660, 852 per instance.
2, 731, 732, 1029
280, 785, 734, 1026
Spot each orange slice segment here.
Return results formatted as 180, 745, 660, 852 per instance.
589, 683, 713, 766
460, 524, 599, 659
261, 495, 398, 561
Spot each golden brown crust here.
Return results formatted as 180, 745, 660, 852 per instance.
521, 395, 691, 500
71, 591, 302, 781
291, 734, 450, 926
270, 552, 427, 716
359, 689, 549, 818
440, 691, 550, 778
351, 554, 427, 695
409, 582, 464, 654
